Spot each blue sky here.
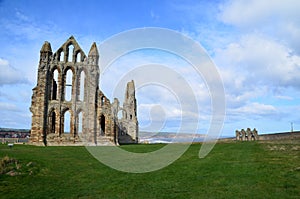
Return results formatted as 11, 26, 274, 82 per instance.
1, 0, 300, 136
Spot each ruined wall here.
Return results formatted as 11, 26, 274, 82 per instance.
30, 41, 53, 144
259, 131, 300, 140
30, 36, 138, 146
118, 80, 139, 144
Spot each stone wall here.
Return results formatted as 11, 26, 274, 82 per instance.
258, 131, 300, 140
30, 36, 138, 146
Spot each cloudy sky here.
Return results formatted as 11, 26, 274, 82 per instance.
0, 0, 300, 136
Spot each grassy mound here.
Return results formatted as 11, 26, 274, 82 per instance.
0, 140, 299, 198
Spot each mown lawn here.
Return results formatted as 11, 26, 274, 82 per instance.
0, 141, 299, 198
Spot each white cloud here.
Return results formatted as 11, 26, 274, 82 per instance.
219, 0, 300, 54
0, 58, 29, 85
150, 10, 160, 21
228, 102, 277, 120
274, 95, 293, 100
219, 0, 300, 28
0, 109, 31, 128
215, 34, 300, 89
0, 9, 62, 41
213, 33, 300, 125
225, 87, 267, 107
99, 49, 212, 133
173, 1, 300, 131
0, 58, 9, 65
0, 102, 19, 112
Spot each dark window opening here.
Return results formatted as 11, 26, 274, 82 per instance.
100, 115, 105, 136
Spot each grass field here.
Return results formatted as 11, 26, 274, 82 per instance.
0, 140, 299, 198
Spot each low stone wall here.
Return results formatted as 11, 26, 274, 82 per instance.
258, 131, 300, 140
220, 131, 300, 142
1, 138, 29, 144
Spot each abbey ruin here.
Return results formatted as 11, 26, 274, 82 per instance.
30, 36, 138, 146
235, 128, 258, 141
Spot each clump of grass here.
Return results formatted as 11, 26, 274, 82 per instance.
0, 155, 20, 176
0, 155, 38, 176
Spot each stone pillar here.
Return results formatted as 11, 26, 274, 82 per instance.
30, 41, 52, 145
122, 80, 138, 143
84, 42, 100, 144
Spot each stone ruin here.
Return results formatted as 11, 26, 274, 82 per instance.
235, 128, 259, 141
30, 36, 138, 146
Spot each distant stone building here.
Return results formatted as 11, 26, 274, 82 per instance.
30, 36, 138, 146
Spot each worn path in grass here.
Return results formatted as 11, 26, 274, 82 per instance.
0, 141, 299, 198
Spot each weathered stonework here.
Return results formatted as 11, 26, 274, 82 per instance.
235, 128, 258, 141
30, 36, 138, 146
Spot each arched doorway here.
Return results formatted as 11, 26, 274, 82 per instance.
100, 114, 105, 136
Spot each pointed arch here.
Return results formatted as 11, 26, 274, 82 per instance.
100, 114, 105, 136
49, 66, 62, 101
48, 108, 56, 134
67, 44, 74, 62
59, 51, 64, 62
117, 109, 123, 120
63, 109, 71, 134
50, 69, 59, 100
77, 111, 83, 134
47, 107, 60, 135
78, 70, 86, 101
101, 96, 105, 106
65, 68, 73, 101
76, 51, 82, 63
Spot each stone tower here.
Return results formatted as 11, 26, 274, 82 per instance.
119, 80, 138, 143
30, 36, 138, 145
123, 80, 138, 141
30, 41, 53, 145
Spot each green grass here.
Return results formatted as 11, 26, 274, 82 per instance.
0, 141, 299, 198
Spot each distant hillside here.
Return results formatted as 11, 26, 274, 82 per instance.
0, 127, 30, 132
259, 131, 300, 140
139, 131, 206, 143
221, 131, 300, 141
